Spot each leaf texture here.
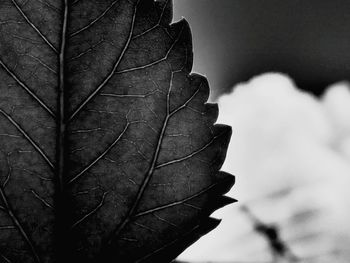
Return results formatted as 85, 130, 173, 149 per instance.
0, 0, 235, 262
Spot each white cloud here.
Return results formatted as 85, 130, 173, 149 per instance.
179, 73, 350, 262
323, 82, 350, 161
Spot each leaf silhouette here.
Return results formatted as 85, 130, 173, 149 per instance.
0, 0, 235, 262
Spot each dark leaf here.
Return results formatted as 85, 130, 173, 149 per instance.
0, 0, 235, 262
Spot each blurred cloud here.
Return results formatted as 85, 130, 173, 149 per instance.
178, 73, 350, 262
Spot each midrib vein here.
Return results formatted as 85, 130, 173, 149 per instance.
55, 0, 68, 261
57, 0, 68, 194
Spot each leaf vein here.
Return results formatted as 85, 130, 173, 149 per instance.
30, 190, 53, 209
24, 54, 57, 74
115, 23, 185, 75
133, 182, 220, 218
71, 192, 108, 229
69, 0, 120, 38
107, 66, 177, 247
0, 58, 56, 118
155, 132, 226, 169
68, 1, 138, 122
131, 0, 169, 40
169, 83, 202, 117
0, 225, 16, 230
67, 38, 105, 61
68, 123, 129, 184
0, 253, 12, 263
0, 109, 54, 169
0, 186, 41, 263
10, 0, 58, 53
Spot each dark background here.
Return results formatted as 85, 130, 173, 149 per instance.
174, 0, 350, 99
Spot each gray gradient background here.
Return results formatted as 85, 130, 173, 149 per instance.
174, 0, 350, 99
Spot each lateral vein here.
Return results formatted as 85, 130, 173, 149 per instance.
69, 0, 120, 38
0, 58, 56, 118
155, 132, 226, 169
133, 182, 220, 218
115, 23, 185, 75
131, 0, 169, 40
67, 1, 138, 122
71, 192, 108, 229
0, 109, 54, 169
10, 0, 58, 53
0, 186, 42, 263
107, 60, 177, 246
68, 123, 129, 184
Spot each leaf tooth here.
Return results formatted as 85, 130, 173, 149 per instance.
215, 171, 236, 194
132, 179, 230, 219
204, 196, 237, 218
135, 218, 221, 263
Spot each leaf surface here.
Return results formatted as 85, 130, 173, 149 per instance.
0, 0, 235, 262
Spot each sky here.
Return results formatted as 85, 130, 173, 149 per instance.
173, 1, 350, 262
174, 0, 350, 99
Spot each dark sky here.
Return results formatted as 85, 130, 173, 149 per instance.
174, 0, 350, 99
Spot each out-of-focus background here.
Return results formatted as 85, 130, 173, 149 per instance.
173, 1, 350, 262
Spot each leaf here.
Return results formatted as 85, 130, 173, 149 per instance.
0, 0, 235, 262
